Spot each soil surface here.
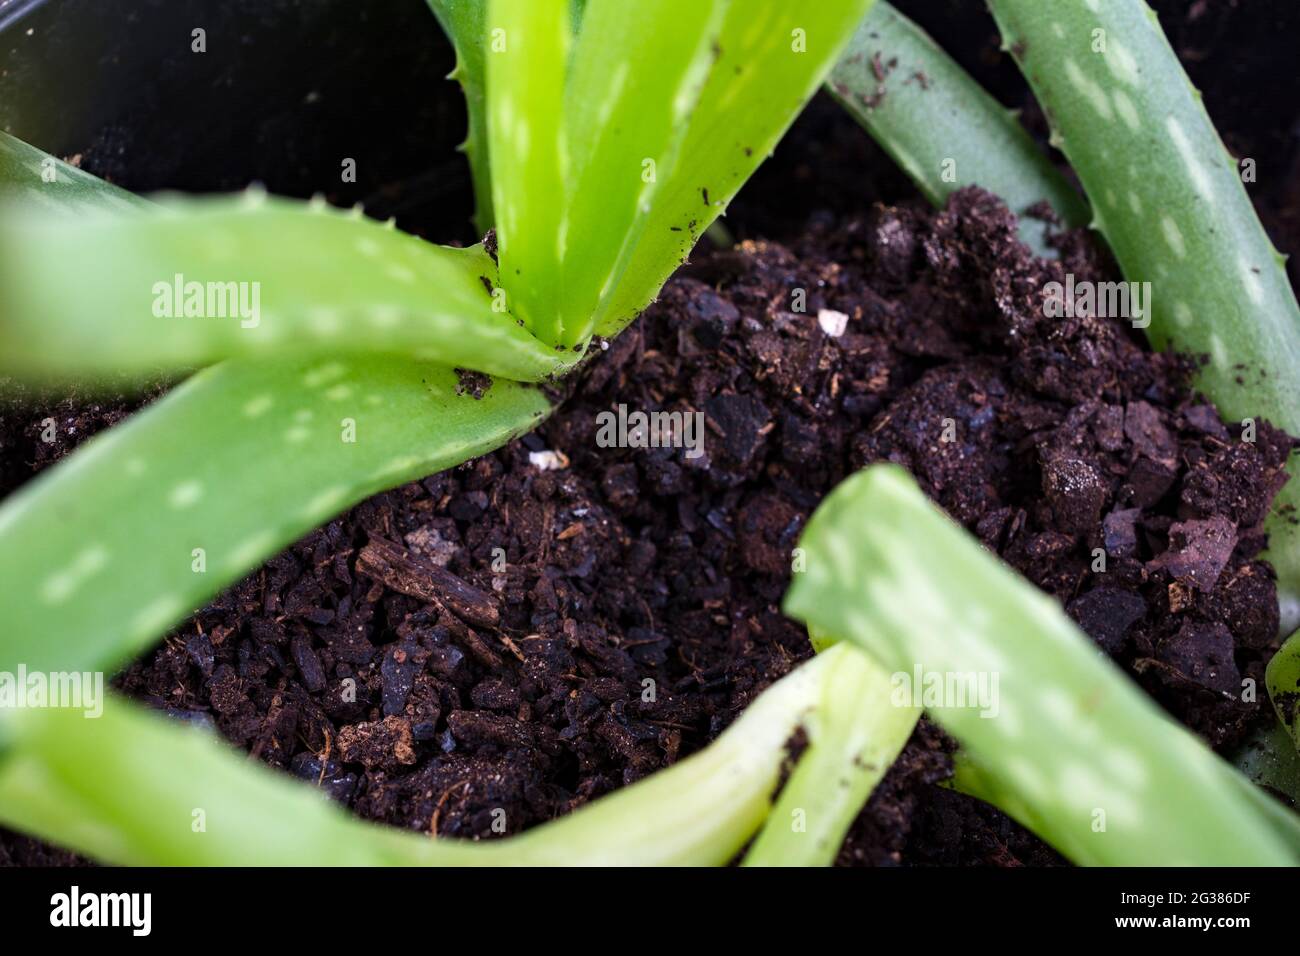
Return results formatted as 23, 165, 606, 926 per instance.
2, 186, 1292, 866
3, 0, 1298, 868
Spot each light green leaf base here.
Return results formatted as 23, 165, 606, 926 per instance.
743, 637, 919, 866
0, 646, 859, 866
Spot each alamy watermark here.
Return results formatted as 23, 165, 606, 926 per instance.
1043, 273, 1151, 329
0, 665, 104, 718
152, 273, 261, 328
50, 886, 151, 936
596, 403, 706, 460
890, 666, 1000, 718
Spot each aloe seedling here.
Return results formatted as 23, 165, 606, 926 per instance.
0, 0, 872, 677
0, 0, 887, 864
4, 0, 1297, 869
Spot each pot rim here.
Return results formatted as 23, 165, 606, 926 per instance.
0, 0, 48, 32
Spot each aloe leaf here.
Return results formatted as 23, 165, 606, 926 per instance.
743, 638, 919, 866
827, 2, 1088, 256
957, 735, 1300, 860
553, 0, 729, 348
485, 0, 569, 342
0, 357, 549, 677
985, 0, 1300, 611
784, 464, 1293, 865
593, 0, 876, 338
0, 189, 572, 383
0, 647, 858, 866
0, 131, 148, 214
1267, 629, 1300, 750
1232, 721, 1300, 810
427, 0, 495, 233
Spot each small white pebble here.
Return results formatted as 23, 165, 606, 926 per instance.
528, 449, 570, 471
818, 308, 849, 337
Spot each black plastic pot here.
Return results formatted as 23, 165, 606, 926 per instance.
0, 0, 477, 244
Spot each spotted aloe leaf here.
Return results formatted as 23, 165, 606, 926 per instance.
985, 0, 1300, 616
0, 188, 573, 383
593, 0, 876, 338
826, 2, 1088, 256
0, 646, 858, 865
784, 464, 1294, 865
0, 357, 549, 677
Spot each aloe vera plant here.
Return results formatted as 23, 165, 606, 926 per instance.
0, 0, 885, 865
0, 0, 871, 676
2, 0, 1297, 871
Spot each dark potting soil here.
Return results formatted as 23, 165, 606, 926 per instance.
1, 187, 1293, 867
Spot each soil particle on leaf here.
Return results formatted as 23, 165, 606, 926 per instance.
454, 368, 493, 399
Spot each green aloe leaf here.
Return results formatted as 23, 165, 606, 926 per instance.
827, 2, 1088, 256
743, 637, 919, 866
1231, 721, 1300, 820
0, 131, 148, 214
485, 0, 569, 341
427, 0, 495, 233
0, 646, 859, 866
0, 188, 572, 383
1267, 629, 1300, 750
985, 0, 1300, 614
0, 357, 549, 677
553, 0, 729, 348
593, 0, 877, 338
784, 464, 1293, 865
